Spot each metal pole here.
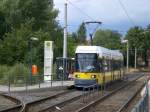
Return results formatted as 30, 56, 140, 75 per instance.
90, 34, 93, 46
135, 47, 137, 69
63, 1, 67, 58
8, 73, 10, 94
127, 41, 129, 72
30, 40, 32, 85
62, 1, 67, 86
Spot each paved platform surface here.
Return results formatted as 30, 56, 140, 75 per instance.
0, 81, 74, 93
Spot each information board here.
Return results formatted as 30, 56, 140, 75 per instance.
44, 41, 53, 82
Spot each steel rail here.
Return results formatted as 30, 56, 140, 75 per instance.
0, 104, 22, 112
39, 84, 98, 112
23, 90, 76, 112
39, 93, 84, 112
0, 93, 23, 112
76, 75, 144, 112
0, 93, 21, 104
40, 75, 144, 112
116, 78, 150, 112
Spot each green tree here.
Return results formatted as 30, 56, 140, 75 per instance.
77, 22, 87, 44
125, 26, 144, 49
18, 0, 58, 31
68, 33, 77, 57
0, 24, 32, 65
125, 26, 150, 66
0, 0, 21, 29
0, 11, 10, 40
0, 0, 63, 66
72, 32, 78, 43
93, 29, 122, 49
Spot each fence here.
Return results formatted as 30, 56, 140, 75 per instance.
0, 73, 73, 93
82, 84, 100, 103
131, 82, 149, 112
0, 59, 75, 93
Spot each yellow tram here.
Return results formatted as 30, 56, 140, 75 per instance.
73, 46, 124, 87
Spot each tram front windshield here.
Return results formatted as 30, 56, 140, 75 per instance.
75, 53, 98, 72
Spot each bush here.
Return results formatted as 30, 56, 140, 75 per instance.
0, 63, 30, 85
0, 65, 10, 84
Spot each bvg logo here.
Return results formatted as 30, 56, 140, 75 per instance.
46, 42, 51, 47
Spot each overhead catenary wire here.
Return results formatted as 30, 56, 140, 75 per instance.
57, 0, 129, 35
66, 0, 95, 21
117, 0, 135, 26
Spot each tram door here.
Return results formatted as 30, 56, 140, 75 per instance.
56, 58, 75, 80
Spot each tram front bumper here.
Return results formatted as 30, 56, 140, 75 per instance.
74, 79, 97, 87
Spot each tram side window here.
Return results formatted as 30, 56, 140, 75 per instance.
118, 61, 121, 69
113, 60, 117, 70
119, 61, 123, 69
116, 61, 119, 70
108, 59, 112, 71
112, 60, 114, 70
98, 59, 102, 72
114, 61, 121, 70
102, 59, 109, 72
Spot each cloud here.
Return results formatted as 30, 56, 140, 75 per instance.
54, 0, 150, 33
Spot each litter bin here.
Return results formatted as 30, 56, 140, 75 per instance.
32, 65, 38, 75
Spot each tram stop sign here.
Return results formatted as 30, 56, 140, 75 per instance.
44, 41, 53, 82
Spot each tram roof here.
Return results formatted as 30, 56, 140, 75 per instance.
75, 46, 123, 60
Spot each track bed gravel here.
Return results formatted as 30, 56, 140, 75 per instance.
85, 76, 149, 112
6, 86, 69, 103
52, 74, 143, 112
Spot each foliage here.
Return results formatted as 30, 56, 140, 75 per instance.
125, 26, 144, 49
0, 0, 63, 67
93, 29, 122, 49
125, 26, 150, 66
0, 11, 9, 40
77, 22, 87, 44
0, 0, 22, 30
18, 0, 58, 31
0, 24, 32, 65
68, 34, 77, 57
0, 63, 29, 84
0, 0, 150, 74
0, 65, 9, 79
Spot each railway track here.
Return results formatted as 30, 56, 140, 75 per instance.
76, 75, 149, 112
50, 73, 143, 112
9, 86, 70, 104
117, 81, 148, 112
0, 86, 75, 112
0, 93, 23, 112
23, 89, 83, 112
26, 72, 142, 112
1, 72, 144, 112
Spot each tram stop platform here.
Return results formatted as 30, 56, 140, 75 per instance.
0, 81, 74, 93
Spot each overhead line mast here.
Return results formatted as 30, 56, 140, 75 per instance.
63, 0, 68, 58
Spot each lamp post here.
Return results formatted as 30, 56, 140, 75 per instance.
121, 39, 129, 72
29, 37, 39, 85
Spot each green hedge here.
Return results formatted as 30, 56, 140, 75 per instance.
0, 63, 30, 85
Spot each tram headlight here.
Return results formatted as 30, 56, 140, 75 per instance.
91, 75, 96, 78
75, 74, 80, 78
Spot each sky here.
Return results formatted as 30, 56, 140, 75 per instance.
54, 0, 150, 36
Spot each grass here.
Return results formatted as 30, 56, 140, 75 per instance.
0, 63, 30, 85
